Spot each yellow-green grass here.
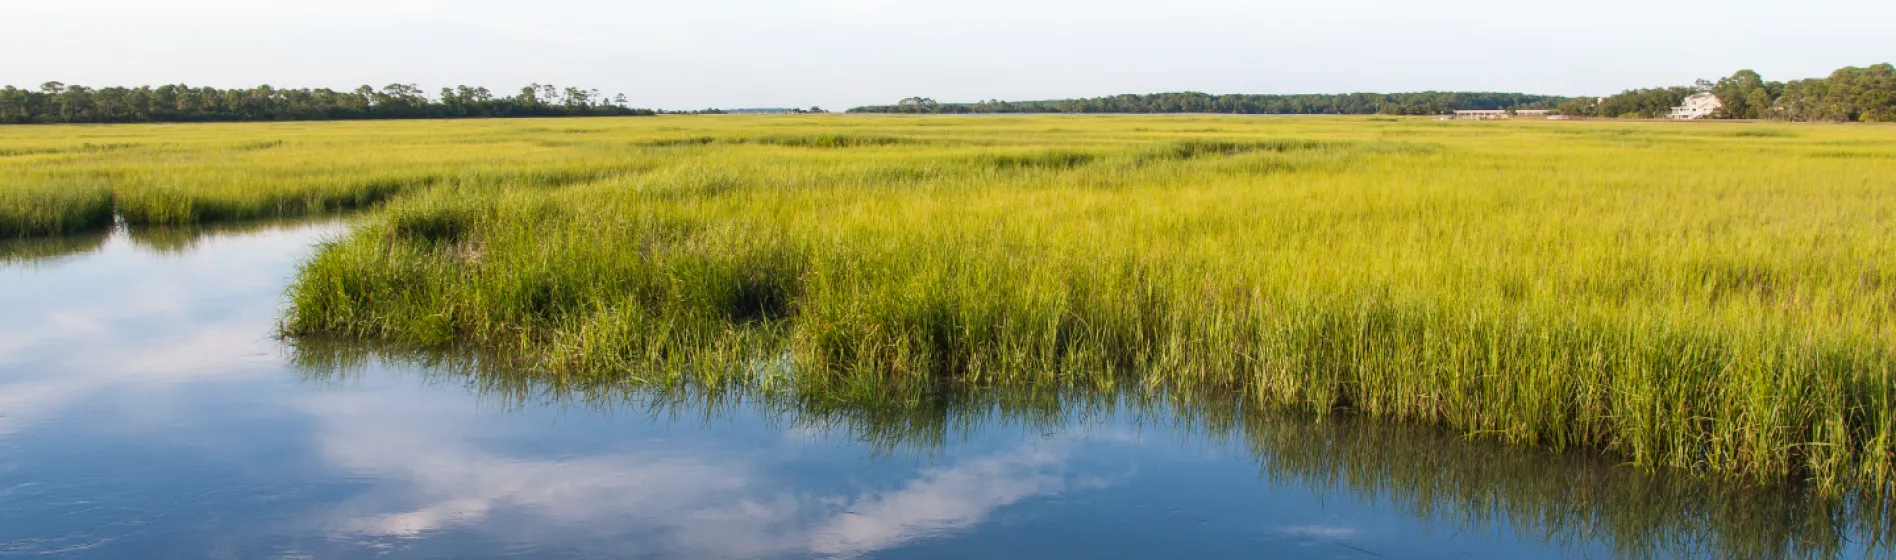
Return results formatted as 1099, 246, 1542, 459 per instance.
0, 120, 655, 236
8, 115, 1896, 493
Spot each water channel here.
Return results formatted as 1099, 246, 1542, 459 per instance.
0, 221, 1884, 559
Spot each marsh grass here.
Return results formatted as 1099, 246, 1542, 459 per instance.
8, 115, 1896, 496
0, 121, 660, 235
0, 181, 113, 237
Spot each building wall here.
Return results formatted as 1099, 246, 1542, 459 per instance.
1669, 93, 1723, 119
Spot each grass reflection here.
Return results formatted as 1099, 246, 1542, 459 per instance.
0, 216, 345, 264
0, 227, 110, 264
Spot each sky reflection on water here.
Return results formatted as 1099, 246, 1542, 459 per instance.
0, 222, 1885, 559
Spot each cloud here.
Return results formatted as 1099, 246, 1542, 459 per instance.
1273, 524, 1363, 540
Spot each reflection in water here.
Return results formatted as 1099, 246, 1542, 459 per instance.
0, 223, 343, 437
294, 342, 1106, 559
0, 215, 347, 264
124, 215, 345, 255
295, 341, 1896, 560
0, 228, 109, 264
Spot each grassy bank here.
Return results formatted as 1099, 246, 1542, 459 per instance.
8, 115, 1896, 491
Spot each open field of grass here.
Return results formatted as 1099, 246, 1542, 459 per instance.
7, 115, 1896, 493
0, 120, 649, 236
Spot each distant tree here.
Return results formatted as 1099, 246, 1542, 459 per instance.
0, 81, 654, 124
562, 87, 592, 108
1554, 97, 1599, 117
1711, 69, 1779, 119
854, 91, 1572, 116
896, 97, 940, 113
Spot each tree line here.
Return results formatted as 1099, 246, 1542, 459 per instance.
0, 83, 655, 124
1558, 64, 1894, 122
855, 64, 1895, 122
850, 91, 1568, 115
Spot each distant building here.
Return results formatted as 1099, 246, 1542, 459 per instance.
1448, 110, 1511, 120
1445, 109, 1552, 120
1668, 93, 1723, 119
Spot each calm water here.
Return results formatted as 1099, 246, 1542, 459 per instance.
0, 222, 1887, 559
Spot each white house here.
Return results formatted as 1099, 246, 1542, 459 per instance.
1669, 92, 1723, 119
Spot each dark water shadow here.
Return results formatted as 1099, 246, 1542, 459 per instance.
288, 339, 1896, 560
1, 215, 352, 265
0, 228, 112, 265
125, 215, 348, 255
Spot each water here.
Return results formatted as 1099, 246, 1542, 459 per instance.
0, 221, 1885, 559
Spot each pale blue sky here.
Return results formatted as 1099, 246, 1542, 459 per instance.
3, 0, 1889, 110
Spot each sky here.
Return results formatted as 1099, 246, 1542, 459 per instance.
3, 0, 1891, 111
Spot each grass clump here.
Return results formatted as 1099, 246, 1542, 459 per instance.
739, 133, 915, 148
641, 136, 718, 147
968, 149, 1097, 170
0, 181, 114, 237
1147, 138, 1339, 160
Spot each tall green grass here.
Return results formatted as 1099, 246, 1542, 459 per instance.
0, 180, 113, 237
8, 115, 1896, 493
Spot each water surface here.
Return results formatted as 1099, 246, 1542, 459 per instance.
0, 222, 1884, 559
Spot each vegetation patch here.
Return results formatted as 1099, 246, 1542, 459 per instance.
231, 139, 285, 151
967, 149, 1096, 170
0, 147, 61, 158
737, 134, 916, 148
1806, 150, 1894, 160
386, 198, 483, 245
642, 136, 718, 147
0, 182, 114, 238
1712, 129, 1798, 138
1145, 138, 1342, 161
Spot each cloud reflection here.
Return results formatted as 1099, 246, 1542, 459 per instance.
0, 226, 339, 435
302, 386, 1106, 559
810, 443, 1068, 556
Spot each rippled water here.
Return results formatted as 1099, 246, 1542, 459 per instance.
0, 222, 1886, 559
